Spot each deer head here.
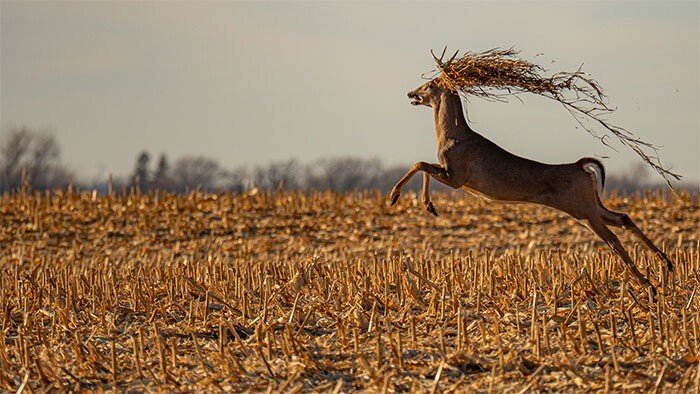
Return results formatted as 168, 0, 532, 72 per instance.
407, 47, 460, 108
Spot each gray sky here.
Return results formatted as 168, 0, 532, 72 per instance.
2, 1, 699, 184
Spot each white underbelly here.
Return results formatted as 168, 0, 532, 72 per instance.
460, 186, 526, 205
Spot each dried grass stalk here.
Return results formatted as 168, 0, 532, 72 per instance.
428, 47, 681, 189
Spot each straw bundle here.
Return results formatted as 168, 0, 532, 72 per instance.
428, 47, 681, 189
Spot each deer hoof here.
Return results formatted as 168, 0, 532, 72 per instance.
389, 192, 400, 206
426, 201, 438, 217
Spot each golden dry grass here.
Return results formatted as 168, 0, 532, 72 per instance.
0, 189, 698, 392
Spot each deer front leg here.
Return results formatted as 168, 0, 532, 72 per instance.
422, 172, 438, 216
389, 161, 450, 211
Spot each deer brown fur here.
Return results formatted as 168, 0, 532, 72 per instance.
389, 77, 674, 294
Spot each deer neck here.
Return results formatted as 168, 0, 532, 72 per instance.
433, 92, 472, 146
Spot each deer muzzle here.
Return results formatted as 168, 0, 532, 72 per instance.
407, 92, 423, 106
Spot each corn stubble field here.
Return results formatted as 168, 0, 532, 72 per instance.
0, 189, 698, 393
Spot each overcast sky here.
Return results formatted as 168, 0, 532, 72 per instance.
2, 1, 698, 185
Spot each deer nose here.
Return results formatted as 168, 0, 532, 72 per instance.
407, 92, 415, 98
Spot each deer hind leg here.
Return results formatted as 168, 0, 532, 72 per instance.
600, 209, 674, 271
586, 218, 656, 295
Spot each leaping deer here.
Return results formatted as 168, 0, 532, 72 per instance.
389, 50, 674, 294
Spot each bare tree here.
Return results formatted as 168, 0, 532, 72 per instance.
254, 159, 300, 190
606, 163, 650, 194
171, 156, 221, 192
1, 128, 74, 192
1, 129, 32, 190
306, 157, 382, 192
153, 153, 174, 191
221, 167, 249, 193
131, 151, 151, 191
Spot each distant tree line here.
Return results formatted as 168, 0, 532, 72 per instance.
1, 128, 696, 195
121, 150, 427, 194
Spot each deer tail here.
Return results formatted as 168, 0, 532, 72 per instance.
579, 157, 605, 197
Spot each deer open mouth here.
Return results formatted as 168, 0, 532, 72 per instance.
410, 96, 423, 105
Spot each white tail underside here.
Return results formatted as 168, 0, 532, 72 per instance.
582, 162, 604, 196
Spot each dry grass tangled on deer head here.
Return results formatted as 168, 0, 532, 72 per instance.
427, 47, 682, 188
0, 190, 698, 392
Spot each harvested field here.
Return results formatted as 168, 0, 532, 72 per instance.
0, 189, 698, 392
